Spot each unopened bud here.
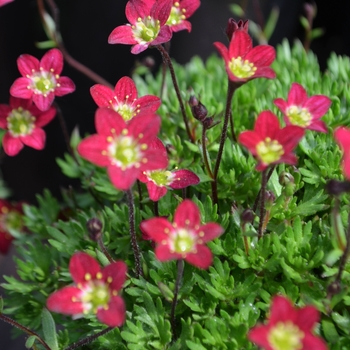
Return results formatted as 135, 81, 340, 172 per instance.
327, 281, 341, 297
189, 95, 208, 122
326, 179, 350, 196
202, 117, 214, 129
241, 208, 254, 224
87, 218, 103, 241
265, 190, 276, 210
225, 18, 249, 41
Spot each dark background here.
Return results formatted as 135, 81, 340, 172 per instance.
0, 0, 348, 348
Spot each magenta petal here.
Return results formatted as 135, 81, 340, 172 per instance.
140, 217, 174, 242
174, 199, 200, 229
17, 54, 39, 76
335, 127, 350, 150
146, 181, 168, 201
170, 21, 192, 33
277, 125, 304, 153
108, 25, 137, 45
97, 296, 126, 327
238, 131, 261, 156
269, 296, 297, 324
254, 111, 280, 139
229, 30, 253, 58
155, 244, 182, 261
180, 0, 201, 17
151, 0, 172, 25
77, 134, 110, 167
126, 0, 152, 23
308, 120, 327, 133
198, 223, 224, 243
0, 105, 11, 128
55, 77, 76, 96
2, 133, 23, 156
102, 261, 127, 291
35, 106, 56, 128
296, 305, 320, 332
10, 78, 33, 99
304, 95, 332, 119
20, 128, 46, 150
246, 45, 276, 67
213, 42, 230, 64
273, 98, 288, 114
47, 286, 84, 315
140, 148, 168, 172
95, 107, 126, 136
169, 169, 200, 189
253, 67, 276, 79
69, 252, 101, 284
128, 114, 161, 143
302, 333, 328, 350
131, 43, 149, 55
186, 244, 213, 269
248, 325, 271, 349
10, 96, 32, 110
115, 76, 138, 101
135, 95, 161, 113
152, 26, 173, 46
32, 93, 55, 111
41, 48, 63, 74
288, 83, 308, 105
90, 84, 114, 107
107, 165, 139, 190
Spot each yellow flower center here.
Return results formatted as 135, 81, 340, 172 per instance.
172, 228, 196, 254
268, 321, 305, 350
256, 137, 284, 165
286, 105, 312, 127
7, 107, 36, 137
31, 69, 57, 96
166, 2, 186, 26
147, 170, 173, 186
81, 282, 111, 314
133, 16, 160, 43
228, 56, 257, 79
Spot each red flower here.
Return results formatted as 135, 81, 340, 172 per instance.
0, 200, 24, 255
334, 126, 350, 179
0, 97, 56, 156
10, 48, 75, 111
238, 111, 304, 171
108, 0, 173, 54
47, 252, 127, 327
90, 76, 161, 122
140, 199, 224, 269
165, 0, 201, 33
77, 108, 168, 190
138, 138, 200, 201
0, 0, 14, 7
214, 27, 276, 83
248, 295, 327, 350
225, 18, 249, 41
274, 83, 331, 132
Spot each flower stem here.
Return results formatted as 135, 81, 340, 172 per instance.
97, 236, 115, 264
65, 327, 113, 350
212, 80, 237, 205
170, 259, 184, 342
257, 169, 267, 239
252, 166, 275, 214
202, 125, 213, 179
0, 313, 51, 350
154, 201, 159, 217
160, 42, 171, 100
37, 0, 113, 89
126, 189, 143, 278
155, 45, 194, 142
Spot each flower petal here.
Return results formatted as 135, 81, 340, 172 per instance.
32, 92, 55, 111
228, 30, 252, 58
288, 83, 308, 106
95, 107, 126, 136
155, 244, 182, 261
10, 77, 33, 99
107, 165, 140, 190
69, 252, 101, 284
246, 45, 276, 67
296, 305, 320, 332
90, 84, 115, 107
40, 48, 63, 74
35, 106, 56, 128
269, 295, 297, 324
102, 261, 127, 291
47, 286, 84, 315
108, 25, 137, 45
186, 244, 213, 269
140, 217, 174, 242
2, 133, 23, 156
197, 223, 224, 243
304, 95, 331, 119
254, 111, 280, 139
169, 169, 200, 189
174, 199, 200, 229
97, 296, 126, 327
77, 134, 110, 167
146, 181, 168, 201
20, 128, 46, 150
55, 76, 76, 96
115, 76, 138, 101
17, 54, 39, 76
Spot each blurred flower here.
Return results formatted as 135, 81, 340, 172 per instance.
166, 0, 201, 33
10, 48, 75, 111
238, 110, 304, 171
0, 200, 24, 255
90, 76, 161, 122
108, 0, 173, 54
214, 28, 275, 83
0, 0, 14, 7
47, 252, 127, 327
274, 83, 331, 132
248, 295, 327, 350
140, 199, 224, 268
334, 126, 350, 179
0, 97, 56, 156
77, 108, 168, 190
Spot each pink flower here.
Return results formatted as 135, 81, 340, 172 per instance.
214, 26, 276, 83
47, 252, 127, 327
248, 295, 327, 350
0, 0, 14, 7
0, 97, 56, 156
274, 83, 331, 132
77, 108, 168, 190
166, 0, 201, 33
90, 76, 161, 122
140, 199, 224, 269
108, 0, 173, 54
0, 200, 24, 255
10, 48, 75, 111
238, 111, 305, 171
138, 138, 200, 201
334, 126, 350, 179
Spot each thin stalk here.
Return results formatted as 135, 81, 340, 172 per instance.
202, 125, 213, 179
170, 259, 184, 342
155, 45, 194, 142
160, 42, 171, 99
97, 236, 114, 264
136, 179, 144, 213
65, 327, 113, 350
257, 169, 267, 239
252, 166, 275, 214
154, 201, 159, 217
229, 110, 237, 142
332, 197, 346, 251
0, 314, 51, 350
212, 80, 237, 205
126, 189, 143, 278
37, 0, 113, 89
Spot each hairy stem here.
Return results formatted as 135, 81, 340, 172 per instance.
65, 327, 114, 350
126, 189, 143, 278
257, 169, 267, 239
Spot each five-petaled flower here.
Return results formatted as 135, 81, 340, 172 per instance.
138, 139, 200, 201
10, 48, 75, 111
140, 199, 224, 269
274, 83, 331, 132
248, 295, 327, 350
77, 107, 168, 190
238, 110, 304, 171
334, 126, 350, 179
0, 199, 24, 255
0, 97, 56, 156
108, 0, 173, 54
90, 76, 161, 122
166, 0, 201, 33
47, 252, 127, 327
214, 24, 276, 83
